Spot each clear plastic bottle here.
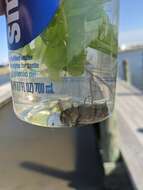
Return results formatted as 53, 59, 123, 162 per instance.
6, 0, 119, 127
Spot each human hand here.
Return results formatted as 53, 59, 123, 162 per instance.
0, 0, 5, 15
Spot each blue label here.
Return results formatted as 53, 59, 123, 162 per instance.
6, 0, 60, 50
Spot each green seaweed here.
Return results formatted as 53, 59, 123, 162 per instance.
14, 0, 118, 80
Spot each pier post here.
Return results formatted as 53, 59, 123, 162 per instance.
100, 112, 120, 162
122, 59, 131, 83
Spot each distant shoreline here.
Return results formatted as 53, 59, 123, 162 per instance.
119, 45, 143, 53
0, 66, 10, 76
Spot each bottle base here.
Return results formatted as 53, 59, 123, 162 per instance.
13, 98, 112, 128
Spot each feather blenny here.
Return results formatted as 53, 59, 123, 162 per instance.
60, 102, 109, 126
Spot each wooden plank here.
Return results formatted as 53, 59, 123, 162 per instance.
116, 81, 143, 146
116, 81, 143, 190
117, 113, 143, 190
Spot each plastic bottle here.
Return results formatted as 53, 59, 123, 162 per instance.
6, 0, 119, 127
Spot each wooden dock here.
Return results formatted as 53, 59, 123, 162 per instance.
116, 81, 143, 190
0, 81, 143, 189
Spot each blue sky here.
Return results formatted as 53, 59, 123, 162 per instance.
1, 0, 143, 62
119, 0, 143, 47
0, 16, 8, 62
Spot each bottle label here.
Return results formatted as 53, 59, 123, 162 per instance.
6, 0, 60, 50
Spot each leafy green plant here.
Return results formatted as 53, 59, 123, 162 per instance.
14, 0, 118, 80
